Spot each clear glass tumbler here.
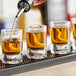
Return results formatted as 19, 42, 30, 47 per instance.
50, 21, 70, 54
26, 25, 47, 59
72, 18, 76, 52
1, 29, 23, 64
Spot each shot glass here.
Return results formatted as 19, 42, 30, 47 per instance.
50, 21, 70, 54
1, 29, 23, 64
72, 18, 76, 52
26, 25, 47, 59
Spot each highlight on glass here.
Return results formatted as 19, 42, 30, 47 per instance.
72, 18, 76, 52
26, 25, 47, 59
50, 21, 70, 55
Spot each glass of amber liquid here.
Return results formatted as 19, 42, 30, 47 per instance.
1, 29, 23, 64
72, 18, 76, 52
50, 21, 70, 54
26, 25, 47, 59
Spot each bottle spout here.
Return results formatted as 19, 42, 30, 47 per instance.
16, 1, 31, 18
15, 8, 25, 18
17, 0, 35, 13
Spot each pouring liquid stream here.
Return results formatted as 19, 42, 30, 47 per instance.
9, 9, 23, 41
9, 17, 17, 41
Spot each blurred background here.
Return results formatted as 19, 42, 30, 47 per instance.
0, 0, 76, 52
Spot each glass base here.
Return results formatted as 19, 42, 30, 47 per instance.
27, 49, 47, 59
2, 54, 23, 64
72, 40, 76, 53
51, 44, 70, 55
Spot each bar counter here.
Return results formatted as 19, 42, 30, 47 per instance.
12, 61, 76, 76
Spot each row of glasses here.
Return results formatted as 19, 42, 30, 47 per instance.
1, 19, 76, 64
1, 25, 47, 64
26, 22, 70, 59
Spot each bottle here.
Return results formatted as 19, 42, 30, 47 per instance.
16, 0, 46, 17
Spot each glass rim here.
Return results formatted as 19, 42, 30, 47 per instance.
50, 21, 70, 24
26, 25, 47, 32
1, 29, 22, 33
26, 25, 47, 28
71, 18, 76, 23
50, 21, 70, 27
72, 18, 76, 20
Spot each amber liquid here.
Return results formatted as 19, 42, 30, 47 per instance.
50, 28, 68, 44
73, 24, 76, 40
2, 38, 20, 55
26, 32, 45, 50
